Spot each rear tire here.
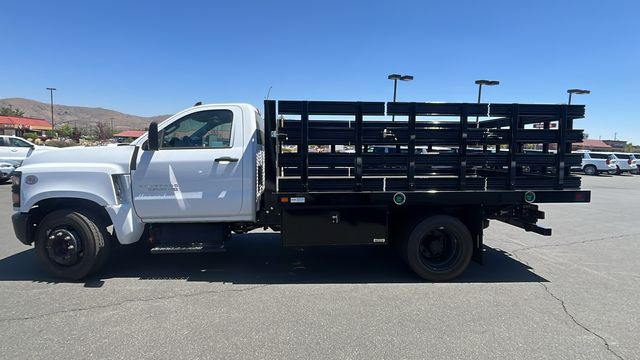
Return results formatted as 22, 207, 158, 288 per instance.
583, 165, 597, 176
403, 215, 473, 281
35, 209, 111, 280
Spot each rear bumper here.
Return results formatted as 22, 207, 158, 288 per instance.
11, 212, 32, 245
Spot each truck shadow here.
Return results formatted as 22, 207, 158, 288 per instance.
0, 232, 546, 285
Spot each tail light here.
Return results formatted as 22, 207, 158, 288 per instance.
628, 159, 633, 165
606, 159, 610, 165
11, 171, 21, 208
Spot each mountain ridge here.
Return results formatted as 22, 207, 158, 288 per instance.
0, 98, 169, 131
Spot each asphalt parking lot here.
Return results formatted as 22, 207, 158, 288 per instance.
0, 175, 638, 359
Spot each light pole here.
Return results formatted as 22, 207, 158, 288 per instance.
388, 74, 413, 122
474, 80, 499, 127
46, 87, 57, 130
567, 88, 590, 105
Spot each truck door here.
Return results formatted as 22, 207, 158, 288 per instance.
131, 106, 244, 221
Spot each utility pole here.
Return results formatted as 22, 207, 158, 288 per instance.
46, 87, 57, 130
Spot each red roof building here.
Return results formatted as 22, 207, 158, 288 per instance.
573, 139, 613, 151
113, 130, 146, 138
0, 115, 53, 135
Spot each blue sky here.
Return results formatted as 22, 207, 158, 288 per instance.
2, 0, 639, 142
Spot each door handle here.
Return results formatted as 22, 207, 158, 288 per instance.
215, 156, 239, 162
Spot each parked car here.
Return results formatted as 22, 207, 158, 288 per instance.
610, 153, 637, 175
573, 151, 617, 175
0, 160, 20, 183
635, 154, 640, 174
0, 135, 58, 162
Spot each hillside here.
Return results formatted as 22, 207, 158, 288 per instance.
0, 98, 169, 131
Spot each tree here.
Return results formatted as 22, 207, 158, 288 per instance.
95, 121, 112, 141
0, 106, 25, 117
71, 127, 82, 142
57, 123, 74, 138
625, 143, 634, 153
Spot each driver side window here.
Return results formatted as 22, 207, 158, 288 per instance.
161, 110, 233, 149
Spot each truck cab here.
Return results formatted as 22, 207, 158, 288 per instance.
11, 103, 264, 279
129, 103, 264, 222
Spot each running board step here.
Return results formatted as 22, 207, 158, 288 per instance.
150, 244, 226, 254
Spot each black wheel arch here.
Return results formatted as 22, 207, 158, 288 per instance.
24, 198, 112, 244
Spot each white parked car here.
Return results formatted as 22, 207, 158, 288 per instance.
610, 153, 637, 175
0, 161, 19, 183
0, 135, 57, 162
574, 151, 617, 175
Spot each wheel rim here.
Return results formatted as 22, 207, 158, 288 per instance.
585, 166, 595, 175
418, 227, 462, 272
45, 227, 84, 266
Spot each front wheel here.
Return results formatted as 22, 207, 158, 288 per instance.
404, 215, 473, 281
35, 209, 111, 280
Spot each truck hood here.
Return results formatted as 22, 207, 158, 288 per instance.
19, 145, 136, 174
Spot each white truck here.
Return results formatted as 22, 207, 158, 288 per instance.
10, 100, 591, 281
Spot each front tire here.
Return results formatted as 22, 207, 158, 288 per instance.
404, 215, 473, 281
35, 209, 111, 280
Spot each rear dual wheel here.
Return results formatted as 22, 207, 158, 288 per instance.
402, 215, 473, 282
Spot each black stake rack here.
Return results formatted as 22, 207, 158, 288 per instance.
264, 100, 585, 193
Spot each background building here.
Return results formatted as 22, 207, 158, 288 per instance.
0, 115, 52, 136
601, 140, 627, 151
572, 139, 613, 151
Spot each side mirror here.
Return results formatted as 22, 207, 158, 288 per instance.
148, 122, 159, 151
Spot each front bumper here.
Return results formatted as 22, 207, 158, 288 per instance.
11, 212, 32, 245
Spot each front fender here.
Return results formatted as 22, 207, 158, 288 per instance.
105, 203, 145, 245
20, 172, 145, 245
